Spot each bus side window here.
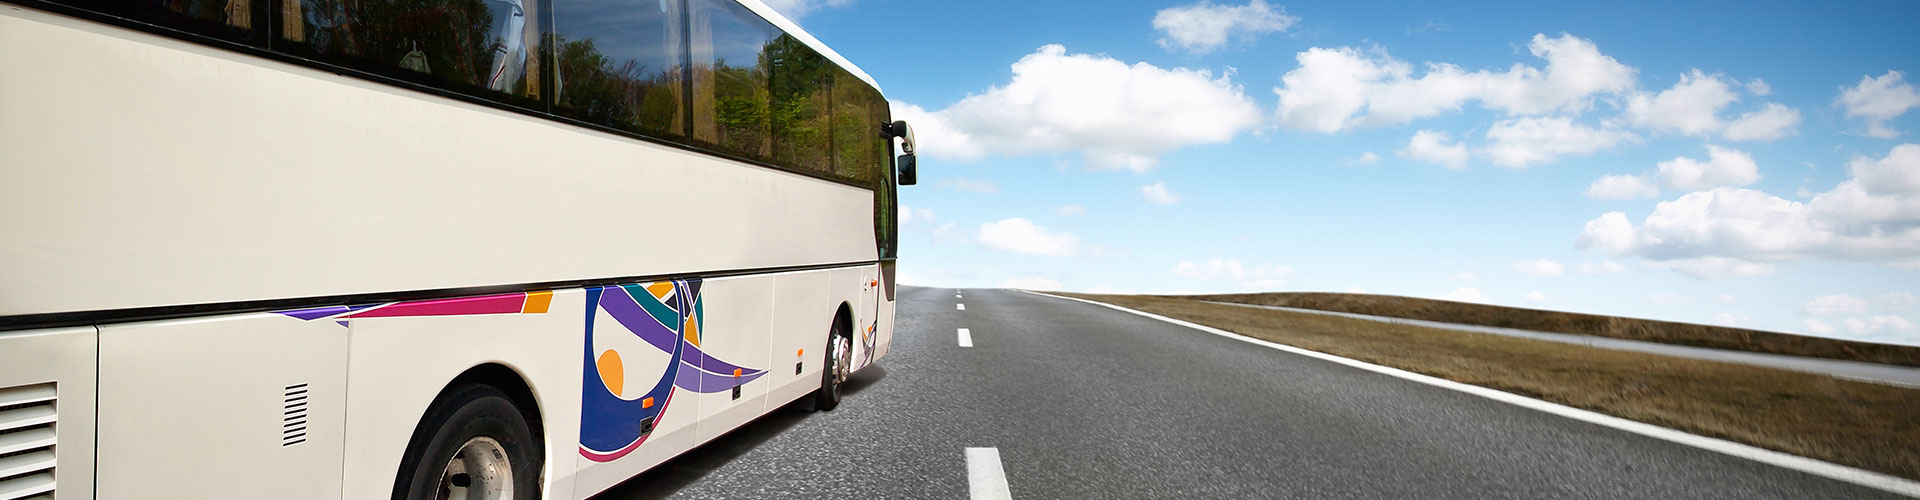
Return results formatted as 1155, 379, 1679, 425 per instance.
689, 0, 773, 161
277, 0, 541, 104
44, 0, 261, 43
551, 0, 688, 141
770, 34, 834, 175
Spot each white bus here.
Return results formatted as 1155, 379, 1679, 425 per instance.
0, 0, 917, 498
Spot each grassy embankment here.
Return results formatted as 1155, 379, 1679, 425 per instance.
1055, 292, 1920, 481
1190, 292, 1920, 368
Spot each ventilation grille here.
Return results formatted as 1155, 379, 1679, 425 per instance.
0, 382, 57, 500
282, 384, 309, 447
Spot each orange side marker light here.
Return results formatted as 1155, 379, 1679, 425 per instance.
733, 368, 743, 377
641, 397, 654, 409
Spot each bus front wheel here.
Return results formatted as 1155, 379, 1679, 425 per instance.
393, 384, 543, 500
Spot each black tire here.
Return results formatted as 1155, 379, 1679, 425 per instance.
393, 384, 542, 500
808, 319, 852, 411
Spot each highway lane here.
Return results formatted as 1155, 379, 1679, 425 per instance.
596, 286, 1905, 499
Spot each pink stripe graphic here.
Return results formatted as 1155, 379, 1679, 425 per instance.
348, 293, 527, 319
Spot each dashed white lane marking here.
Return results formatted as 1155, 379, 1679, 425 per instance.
1022, 290, 1920, 499
966, 447, 1013, 500
957, 303, 966, 311
958, 328, 974, 347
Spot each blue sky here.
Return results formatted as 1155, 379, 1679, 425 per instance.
771, 0, 1920, 345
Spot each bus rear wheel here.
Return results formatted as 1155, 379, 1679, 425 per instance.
394, 384, 542, 500
809, 320, 853, 411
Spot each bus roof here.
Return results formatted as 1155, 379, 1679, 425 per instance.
735, 0, 883, 95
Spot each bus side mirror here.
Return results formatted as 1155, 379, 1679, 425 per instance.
897, 154, 917, 185
891, 120, 917, 186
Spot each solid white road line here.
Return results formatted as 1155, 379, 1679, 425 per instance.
966, 447, 1013, 500
957, 304, 966, 311
1021, 290, 1920, 499
959, 328, 974, 347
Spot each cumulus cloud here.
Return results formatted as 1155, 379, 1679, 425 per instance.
1585, 174, 1659, 200
1578, 143, 1920, 272
1435, 288, 1489, 304
1713, 313, 1752, 327
1398, 130, 1469, 169
1343, 151, 1381, 166
1173, 259, 1295, 289
1577, 261, 1628, 275
1804, 294, 1869, 315
1804, 318, 1837, 335
1724, 103, 1802, 142
1153, 0, 1298, 54
977, 218, 1083, 256
1480, 116, 1635, 168
1664, 257, 1775, 279
1140, 182, 1182, 205
1838, 71, 1920, 139
1624, 70, 1740, 137
1846, 315, 1917, 338
898, 203, 936, 226
998, 277, 1063, 290
1512, 258, 1565, 276
1656, 145, 1761, 191
758, 0, 853, 19
896, 45, 1261, 172
1272, 33, 1635, 133
939, 177, 1001, 194
1883, 291, 1918, 311
1746, 79, 1771, 96
1055, 205, 1087, 216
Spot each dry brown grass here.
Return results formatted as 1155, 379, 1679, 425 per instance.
1059, 292, 1920, 481
1185, 292, 1920, 368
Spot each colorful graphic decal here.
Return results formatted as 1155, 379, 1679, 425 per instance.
579, 280, 767, 462
274, 291, 553, 326
861, 319, 879, 369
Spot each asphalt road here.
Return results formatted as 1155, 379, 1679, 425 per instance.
595, 286, 1904, 499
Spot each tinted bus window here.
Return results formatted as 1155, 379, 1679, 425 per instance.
830, 68, 880, 184
552, 0, 687, 140
769, 34, 834, 175
50, 0, 262, 43
690, 0, 772, 161
278, 0, 540, 105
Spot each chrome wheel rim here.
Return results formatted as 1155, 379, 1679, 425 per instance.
437, 436, 513, 500
832, 334, 853, 386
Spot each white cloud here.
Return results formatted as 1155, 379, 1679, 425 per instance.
977, 218, 1083, 256
758, 0, 854, 19
1452, 271, 1477, 282
1173, 259, 1294, 289
1723, 103, 1802, 142
1435, 288, 1489, 304
939, 177, 1002, 194
1055, 205, 1087, 216
1713, 313, 1752, 327
1272, 33, 1635, 133
1882, 291, 1918, 311
1746, 78, 1771, 96
1399, 130, 1469, 169
1664, 257, 1775, 279
1846, 315, 1917, 337
1805, 294, 1870, 315
1585, 174, 1659, 201
998, 277, 1063, 290
1153, 0, 1298, 54
1624, 70, 1740, 137
1577, 261, 1628, 275
898, 203, 936, 226
1803, 318, 1837, 336
896, 45, 1261, 172
1649, 292, 1694, 305
1512, 258, 1565, 276
1577, 144, 1920, 271
1480, 116, 1636, 168
1140, 182, 1182, 205
1838, 71, 1920, 139
1347, 286, 1371, 294
1525, 291, 1548, 302
1343, 151, 1382, 166
1656, 145, 1761, 191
